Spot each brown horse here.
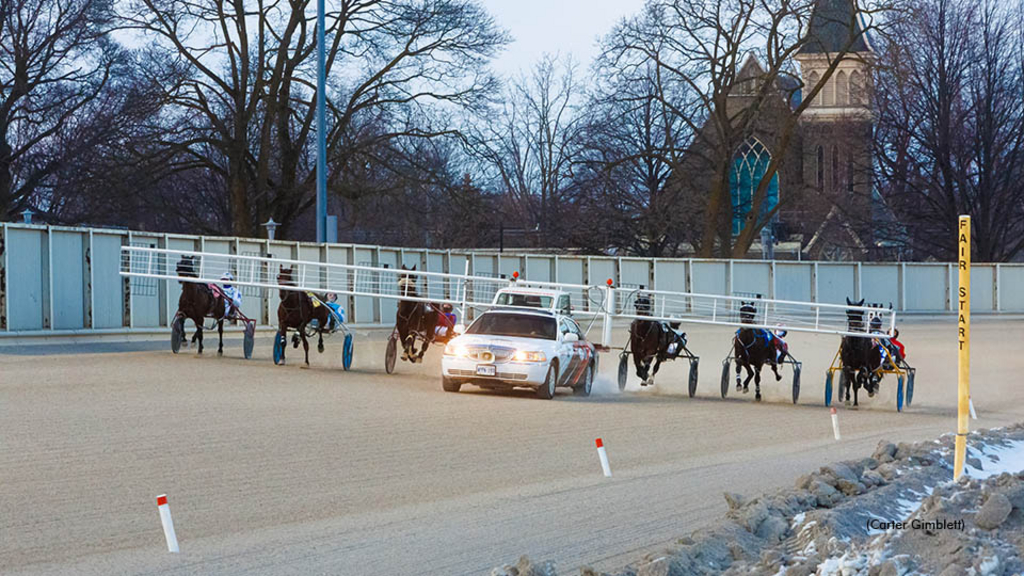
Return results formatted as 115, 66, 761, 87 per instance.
839, 298, 886, 408
733, 301, 782, 401
396, 265, 438, 363
275, 266, 330, 367
175, 255, 228, 355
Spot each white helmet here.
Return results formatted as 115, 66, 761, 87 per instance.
220, 272, 234, 284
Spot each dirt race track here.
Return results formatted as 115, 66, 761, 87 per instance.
1, 317, 1022, 575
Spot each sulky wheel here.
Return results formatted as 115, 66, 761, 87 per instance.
688, 359, 699, 398
896, 375, 905, 413
342, 333, 354, 371
243, 322, 255, 359
838, 371, 850, 406
792, 364, 801, 404
906, 369, 915, 407
720, 360, 730, 399
385, 334, 398, 374
824, 371, 833, 407
273, 330, 287, 365
171, 315, 185, 354
617, 353, 629, 392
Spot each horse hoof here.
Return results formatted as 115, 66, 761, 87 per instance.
735, 384, 742, 391
301, 364, 310, 370
218, 350, 223, 357
775, 374, 782, 382
742, 386, 749, 394
868, 390, 875, 398
317, 345, 324, 354
755, 393, 762, 402
844, 399, 852, 407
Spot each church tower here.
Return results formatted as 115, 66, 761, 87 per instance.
794, 0, 875, 258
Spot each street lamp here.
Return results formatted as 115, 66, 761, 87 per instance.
262, 218, 280, 240
21, 209, 34, 224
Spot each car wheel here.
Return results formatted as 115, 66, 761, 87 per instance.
537, 363, 557, 399
574, 363, 593, 397
442, 376, 461, 393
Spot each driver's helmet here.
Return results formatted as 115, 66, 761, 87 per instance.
441, 303, 454, 313
774, 323, 787, 338
869, 315, 883, 331
220, 272, 234, 287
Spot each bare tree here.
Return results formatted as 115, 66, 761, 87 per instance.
471, 54, 586, 247
606, 0, 897, 257
121, 0, 508, 238
874, 0, 1024, 261
0, 0, 119, 218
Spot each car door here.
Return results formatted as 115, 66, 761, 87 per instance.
563, 318, 589, 385
557, 318, 578, 385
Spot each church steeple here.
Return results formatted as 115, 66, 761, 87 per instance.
795, 0, 873, 117
800, 0, 872, 55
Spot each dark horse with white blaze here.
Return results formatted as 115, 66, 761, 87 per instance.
396, 265, 438, 363
732, 301, 782, 401
275, 266, 330, 367
839, 298, 885, 407
175, 255, 228, 355
628, 293, 684, 385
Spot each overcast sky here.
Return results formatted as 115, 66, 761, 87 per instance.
481, 0, 647, 77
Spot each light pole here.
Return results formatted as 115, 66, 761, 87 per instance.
315, 0, 327, 243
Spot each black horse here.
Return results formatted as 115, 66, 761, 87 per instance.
839, 298, 885, 407
733, 301, 782, 401
396, 265, 439, 363
275, 266, 330, 367
628, 294, 685, 386
175, 255, 228, 355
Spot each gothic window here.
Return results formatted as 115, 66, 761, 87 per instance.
847, 152, 855, 194
836, 71, 849, 105
807, 71, 821, 106
823, 75, 834, 106
831, 146, 840, 191
730, 138, 780, 236
849, 70, 863, 105
816, 146, 824, 189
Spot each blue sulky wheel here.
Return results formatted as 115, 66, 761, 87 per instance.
171, 315, 185, 354
906, 369, 915, 407
792, 364, 801, 404
243, 323, 255, 359
342, 333, 354, 371
720, 360, 730, 399
273, 330, 286, 365
824, 371, 833, 407
688, 359, 699, 398
896, 375, 905, 412
385, 334, 398, 374
617, 354, 629, 392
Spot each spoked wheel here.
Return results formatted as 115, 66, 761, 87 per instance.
243, 322, 255, 359
896, 374, 905, 412
617, 353, 629, 392
720, 360, 730, 399
688, 359, 699, 398
906, 369, 915, 407
385, 334, 398, 374
342, 333, 354, 371
824, 371, 834, 407
170, 315, 185, 354
792, 363, 802, 404
273, 330, 286, 365
838, 371, 849, 406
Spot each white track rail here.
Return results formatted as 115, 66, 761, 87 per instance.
120, 246, 895, 343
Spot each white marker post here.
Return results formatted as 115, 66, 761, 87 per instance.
157, 494, 179, 553
595, 438, 612, 477
969, 397, 977, 420
830, 407, 841, 441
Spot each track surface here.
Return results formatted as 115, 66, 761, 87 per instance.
2, 317, 1022, 575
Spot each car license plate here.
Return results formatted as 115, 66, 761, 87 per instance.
476, 365, 496, 376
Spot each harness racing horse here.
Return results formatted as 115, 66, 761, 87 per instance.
395, 265, 439, 363
174, 255, 229, 355
732, 301, 782, 401
275, 266, 330, 367
839, 298, 885, 408
628, 294, 678, 386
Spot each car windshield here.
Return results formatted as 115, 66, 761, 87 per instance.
494, 293, 553, 309
466, 313, 557, 340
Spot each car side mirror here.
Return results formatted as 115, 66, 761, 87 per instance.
454, 324, 466, 335
563, 333, 579, 343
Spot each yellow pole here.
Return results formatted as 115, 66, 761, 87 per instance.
954, 215, 971, 481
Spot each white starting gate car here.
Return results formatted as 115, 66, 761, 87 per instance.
441, 306, 597, 399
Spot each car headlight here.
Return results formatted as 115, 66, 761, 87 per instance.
512, 350, 546, 363
444, 343, 469, 357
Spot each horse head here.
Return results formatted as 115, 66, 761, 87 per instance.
176, 255, 198, 278
278, 265, 295, 286
845, 297, 866, 332
739, 301, 757, 324
634, 294, 653, 316
398, 265, 418, 297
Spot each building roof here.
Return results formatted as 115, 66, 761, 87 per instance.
799, 0, 871, 54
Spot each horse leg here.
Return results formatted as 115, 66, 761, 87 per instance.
299, 324, 311, 368
754, 366, 763, 402
647, 356, 663, 386
417, 339, 430, 363
196, 323, 204, 355
217, 320, 224, 356
771, 359, 782, 382
317, 330, 325, 354
742, 364, 754, 393
735, 361, 743, 391
634, 349, 646, 380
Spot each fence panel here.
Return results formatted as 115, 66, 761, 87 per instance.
905, 265, 947, 311
775, 263, 812, 302
6, 227, 47, 330
51, 231, 86, 330
861, 264, 899, 308
817, 263, 856, 305
732, 262, 770, 297
691, 261, 727, 295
